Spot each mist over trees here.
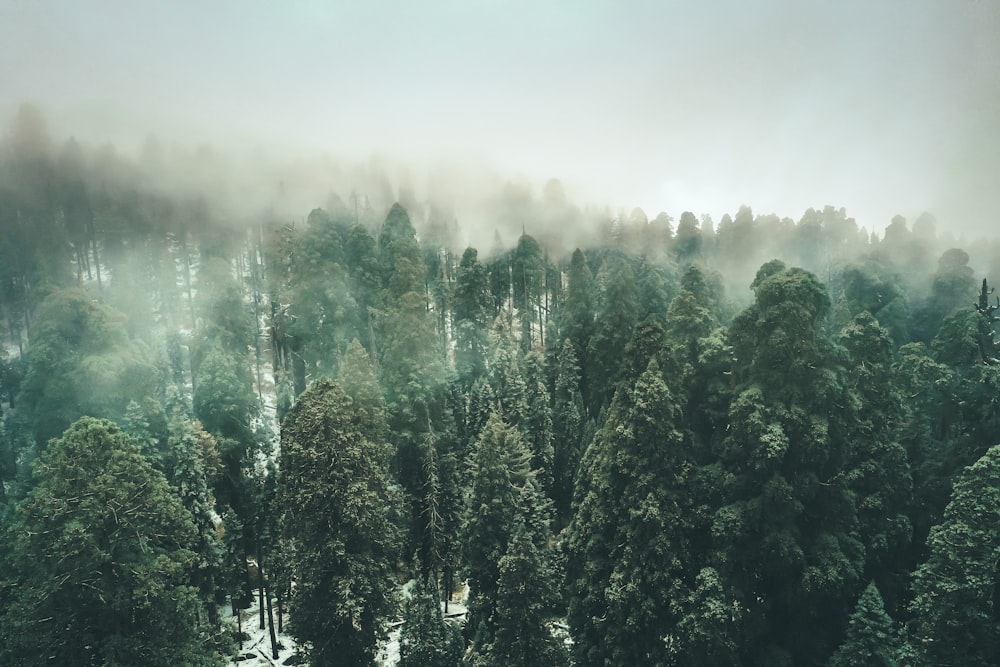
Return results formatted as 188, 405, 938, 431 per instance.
2, 105, 1000, 665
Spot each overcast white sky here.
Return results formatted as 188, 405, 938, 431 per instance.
2, 0, 998, 235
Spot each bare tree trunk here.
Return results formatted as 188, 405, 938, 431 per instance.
258, 540, 266, 630
90, 223, 103, 291
277, 588, 283, 634
234, 597, 243, 650
265, 576, 279, 659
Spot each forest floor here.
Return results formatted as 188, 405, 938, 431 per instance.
225, 580, 470, 666
226, 595, 298, 666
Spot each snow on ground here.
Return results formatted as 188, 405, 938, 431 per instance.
226, 595, 299, 666
376, 579, 469, 667
226, 579, 469, 666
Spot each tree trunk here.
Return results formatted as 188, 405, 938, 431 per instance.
266, 578, 279, 659
234, 597, 243, 650
277, 587, 284, 634
258, 540, 266, 630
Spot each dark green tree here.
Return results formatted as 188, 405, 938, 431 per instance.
18, 287, 159, 446
565, 359, 694, 666
714, 266, 882, 664
673, 211, 703, 265
377, 206, 451, 547
0, 417, 222, 666
487, 237, 511, 320
586, 260, 638, 416
828, 582, 901, 667
837, 313, 913, 592
512, 232, 545, 350
277, 378, 399, 666
551, 338, 585, 523
838, 259, 910, 345
462, 409, 535, 638
521, 350, 555, 500
559, 248, 594, 403
164, 406, 228, 631
905, 442, 1000, 666
453, 246, 491, 388
398, 574, 464, 667
468, 517, 568, 667
345, 223, 381, 356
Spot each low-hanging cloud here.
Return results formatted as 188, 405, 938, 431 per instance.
2, 0, 997, 238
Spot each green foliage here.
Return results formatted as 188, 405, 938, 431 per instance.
194, 256, 254, 356
512, 233, 545, 350
828, 582, 901, 667
462, 410, 539, 635
18, 287, 159, 446
673, 567, 740, 666
468, 520, 568, 667
285, 212, 359, 377
398, 576, 464, 667
551, 338, 585, 522
911, 248, 977, 342
277, 379, 399, 666
453, 247, 491, 388
0, 417, 223, 666
673, 210, 703, 265
715, 264, 908, 664
838, 260, 909, 345
379, 203, 422, 294
193, 343, 256, 443
906, 443, 1000, 666
586, 259, 638, 415
338, 339, 388, 444
565, 359, 694, 666
837, 313, 913, 577
522, 350, 555, 500
559, 248, 594, 375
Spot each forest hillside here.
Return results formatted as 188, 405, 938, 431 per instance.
2, 107, 1000, 666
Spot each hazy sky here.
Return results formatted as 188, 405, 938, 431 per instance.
2, 0, 998, 235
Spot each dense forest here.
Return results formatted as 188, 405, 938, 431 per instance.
2, 104, 1000, 667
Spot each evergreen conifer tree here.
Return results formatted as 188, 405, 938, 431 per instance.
565, 359, 693, 666
906, 442, 1000, 666
277, 379, 399, 666
398, 575, 464, 667
828, 582, 901, 667
0, 418, 222, 666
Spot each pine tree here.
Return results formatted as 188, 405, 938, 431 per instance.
828, 582, 901, 667
398, 575, 464, 667
565, 359, 693, 666
0, 418, 222, 666
560, 249, 594, 406
462, 409, 535, 637
164, 406, 228, 633
512, 233, 545, 350
521, 350, 555, 500
277, 379, 399, 666
453, 246, 491, 389
468, 517, 568, 667
345, 223, 381, 357
715, 265, 903, 664
586, 259, 638, 415
377, 205, 450, 556
906, 442, 1000, 666
284, 223, 357, 379
837, 313, 912, 585
551, 338, 585, 523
